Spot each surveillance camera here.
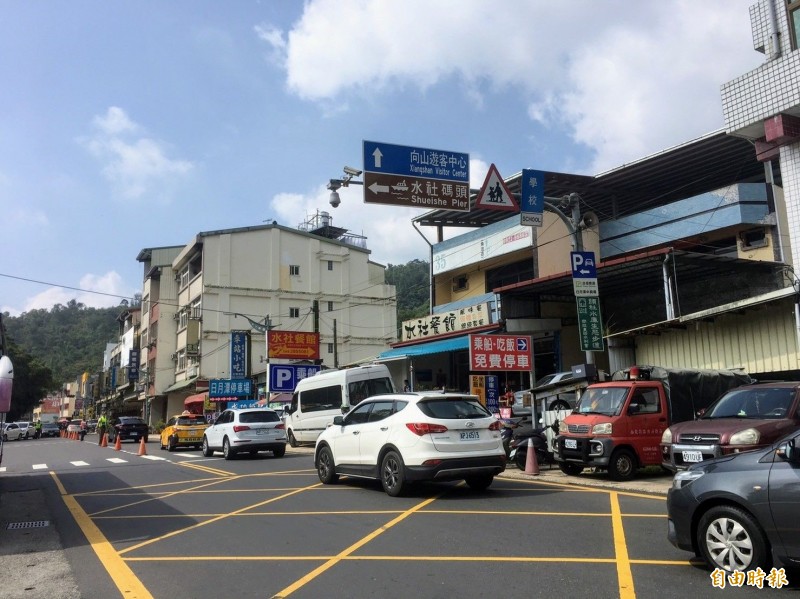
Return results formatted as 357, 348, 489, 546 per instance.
329, 191, 341, 208
343, 166, 362, 177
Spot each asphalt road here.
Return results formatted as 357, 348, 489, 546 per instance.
0, 435, 789, 598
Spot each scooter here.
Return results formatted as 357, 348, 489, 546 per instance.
509, 421, 559, 470
499, 417, 524, 458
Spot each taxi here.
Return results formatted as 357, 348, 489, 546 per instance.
160, 411, 209, 451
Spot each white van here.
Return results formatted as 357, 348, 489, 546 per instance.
284, 364, 396, 446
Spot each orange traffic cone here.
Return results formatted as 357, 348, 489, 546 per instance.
524, 438, 540, 476
99, 433, 108, 447
137, 437, 147, 456
114, 435, 122, 451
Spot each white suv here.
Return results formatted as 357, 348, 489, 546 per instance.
314, 393, 506, 496
202, 408, 287, 460
15, 421, 32, 439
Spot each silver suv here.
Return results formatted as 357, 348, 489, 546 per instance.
15, 421, 32, 439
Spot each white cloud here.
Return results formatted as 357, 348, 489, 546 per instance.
19, 271, 133, 314
263, 0, 760, 172
81, 106, 194, 200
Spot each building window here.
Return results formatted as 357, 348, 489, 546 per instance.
327, 343, 334, 353
179, 266, 190, 289
790, 0, 800, 49
290, 265, 300, 276
327, 260, 333, 271
290, 307, 300, 318
327, 301, 333, 312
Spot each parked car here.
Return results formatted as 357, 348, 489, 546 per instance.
2, 422, 23, 441
160, 412, 209, 451
202, 408, 286, 460
15, 421, 32, 439
314, 392, 506, 496
661, 382, 800, 471
40, 422, 60, 438
667, 428, 800, 573
107, 416, 149, 444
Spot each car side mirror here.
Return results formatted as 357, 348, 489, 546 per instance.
778, 438, 800, 464
628, 403, 641, 414
696, 408, 706, 418
333, 416, 344, 426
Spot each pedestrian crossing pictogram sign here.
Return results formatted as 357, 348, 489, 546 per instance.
475, 164, 519, 212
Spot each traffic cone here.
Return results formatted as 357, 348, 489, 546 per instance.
114, 435, 122, 451
524, 438, 540, 476
99, 433, 107, 447
137, 437, 147, 456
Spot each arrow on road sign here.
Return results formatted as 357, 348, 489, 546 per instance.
368, 181, 390, 194
372, 147, 383, 168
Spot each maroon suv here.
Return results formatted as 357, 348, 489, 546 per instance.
108, 416, 149, 444
661, 382, 800, 471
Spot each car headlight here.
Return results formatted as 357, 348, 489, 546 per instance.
661, 428, 672, 444
729, 428, 760, 446
672, 468, 705, 490
592, 422, 612, 435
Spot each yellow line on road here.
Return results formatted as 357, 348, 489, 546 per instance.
88, 475, 241, 517
610, 491, 636, 599
177, 461, 233, 476
118, 482, 323, 556
51, 472, 153, 599
271, 494, 442, 599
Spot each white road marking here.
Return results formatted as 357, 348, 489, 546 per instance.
0, 467, 6, 472
140, 455, 166, 461
71, 461, 90, 466
106, 458, 127, 464
32, 464, 48, 470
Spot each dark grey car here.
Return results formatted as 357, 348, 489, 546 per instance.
667, 429, 800, 574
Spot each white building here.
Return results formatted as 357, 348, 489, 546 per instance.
155, 214, 397, 419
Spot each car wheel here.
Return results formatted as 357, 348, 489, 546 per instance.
167, 436, 177, 452
549, 399, 571, 411
288, 429, 298, 448
202, 436, 213, 457
465, 474, 494, 491
558, 462, 584, 476
608, 449, 637, 481
697, 505, 771, 572
380, 450, 407, 497
2, 434, 7, 442
273, 446, 286, 458
316, 446, 338, 484
223, 437, 236, 460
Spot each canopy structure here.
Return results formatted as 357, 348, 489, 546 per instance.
378, 335, 471, 361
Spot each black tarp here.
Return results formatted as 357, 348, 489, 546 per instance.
626, 366, 753, 424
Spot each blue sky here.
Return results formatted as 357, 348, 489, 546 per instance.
1, 0, 761, 316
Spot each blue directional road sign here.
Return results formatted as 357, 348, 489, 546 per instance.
520, 169, 544, 227
570, 250, 599, 297
362, 140, 471, 211
269, 364, 321, 393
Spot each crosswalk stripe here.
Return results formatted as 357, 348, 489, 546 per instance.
140, 455, 166, 461
32, 464, 48, 470
106, 458, 127, 464
71, 461, 90, 466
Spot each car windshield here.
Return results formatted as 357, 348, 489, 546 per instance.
703, 387, 796, 419
119, 417, 145, 424
239, 411, 280, 423
177, 416, 206, 426
576, 387, 628, 416
417, 397, 491, 419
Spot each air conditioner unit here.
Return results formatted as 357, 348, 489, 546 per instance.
173, 312, 180, 321
170, 353, 178, 361
186, 364, 199, 377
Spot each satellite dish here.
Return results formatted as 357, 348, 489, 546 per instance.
582, 211, 599, 228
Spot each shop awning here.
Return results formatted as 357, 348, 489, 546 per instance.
378, 334, 471, 361
164, 377, 197, 394
184, 393, 207, 407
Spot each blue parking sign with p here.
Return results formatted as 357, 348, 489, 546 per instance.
269, 364, 321, 392
571, 251, 597, 279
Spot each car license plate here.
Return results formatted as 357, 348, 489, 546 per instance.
682, 450, 703, 463
459, 430, 480, 440
564, 438, 577, 449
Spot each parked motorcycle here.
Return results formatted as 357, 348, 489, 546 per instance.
509, 421, 560, 470
499, 417, 524, 457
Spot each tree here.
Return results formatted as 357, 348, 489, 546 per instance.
385, 259, 430, 336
